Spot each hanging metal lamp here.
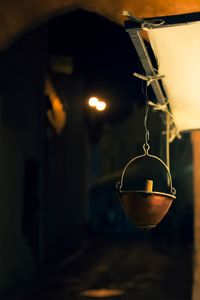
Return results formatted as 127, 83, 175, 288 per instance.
116, 94, 176, 230
116, 143, 176, 230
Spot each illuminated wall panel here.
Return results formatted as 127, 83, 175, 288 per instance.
147, 22, 200, 131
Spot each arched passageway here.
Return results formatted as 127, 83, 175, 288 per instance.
0, 2, 198, 299
1, 0, 200, 50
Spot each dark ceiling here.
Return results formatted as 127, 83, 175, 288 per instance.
47, 9, 145, 124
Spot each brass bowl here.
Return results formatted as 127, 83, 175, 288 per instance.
119, 190, 175, 230
117, 146, 176, 230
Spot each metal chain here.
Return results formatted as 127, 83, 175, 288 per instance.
116, 70, 176, 196
144, 101, 150, 147
143, 83, 151, 152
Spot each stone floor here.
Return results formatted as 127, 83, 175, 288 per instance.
10, 237, 192, 300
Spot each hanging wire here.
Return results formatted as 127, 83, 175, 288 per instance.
144, 90, 150, 147
139, 74, 171, 175
143, 82, 173, 187
117, 69, 176, 195
134, 72, 180, 141
134, 71, 178, 189
165, 112, 170, 186
166, 113, 170, 170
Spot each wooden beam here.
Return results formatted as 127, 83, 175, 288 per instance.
191, 131, 200, 300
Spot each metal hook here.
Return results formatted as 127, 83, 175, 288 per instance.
143, 143, 150, 154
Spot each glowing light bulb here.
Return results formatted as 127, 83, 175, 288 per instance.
96, 101, 106, 111
88, 97, 99, 107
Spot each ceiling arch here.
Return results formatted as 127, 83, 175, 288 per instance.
0, 0, 200, 50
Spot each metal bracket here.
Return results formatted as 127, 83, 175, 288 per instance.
127, 29, 166, 104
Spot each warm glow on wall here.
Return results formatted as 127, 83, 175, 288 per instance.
45, 77, 67, 134
79, 288, 124, 297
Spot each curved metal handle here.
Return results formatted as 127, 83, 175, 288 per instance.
117, 144, 176, 195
